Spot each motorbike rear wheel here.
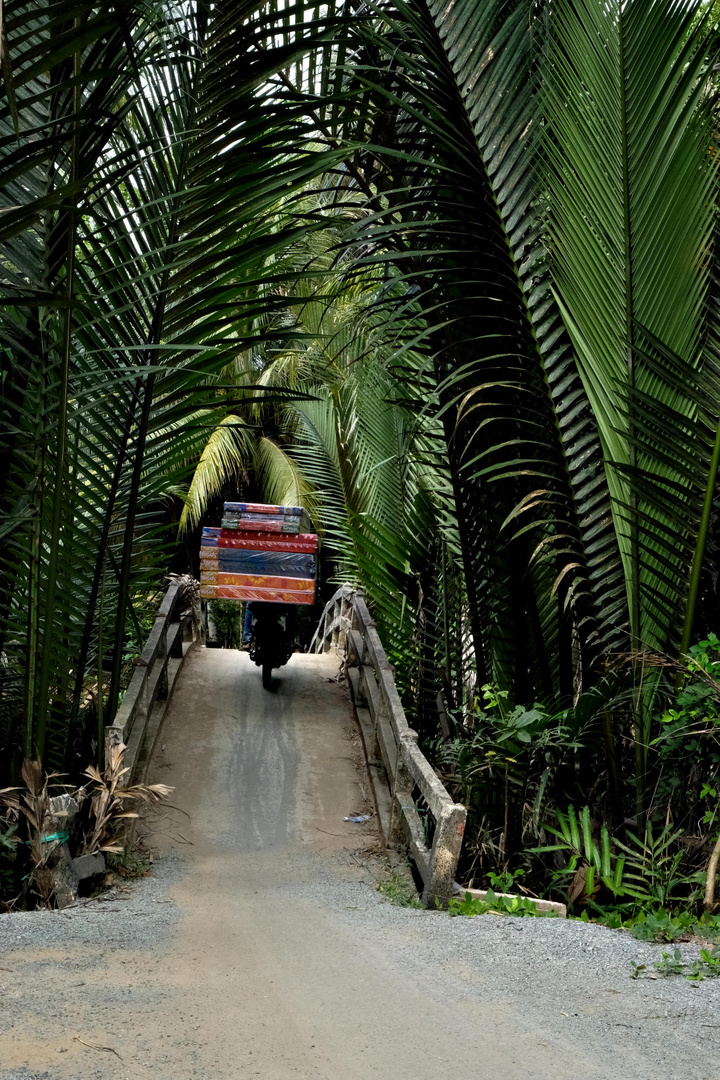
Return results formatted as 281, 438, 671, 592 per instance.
262, 660, 273, 690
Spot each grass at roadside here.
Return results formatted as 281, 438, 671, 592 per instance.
375, 858, 422, 908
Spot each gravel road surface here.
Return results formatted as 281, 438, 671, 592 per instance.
1, 648, 718, 1079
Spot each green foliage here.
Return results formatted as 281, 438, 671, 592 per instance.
660, 634, 720, 736
650, 636, 720, 838
629, 910, 700, 943
577, 907, 720, 943
614, 823, 704, 910
449, 889, 558, 919
5, 1, 720, 932
106, 850, 151, 880
210, 601, 243, 651
487, 868, 527, 894
434, 689, 583, 878
531, 806, 705, 913
632, 946, 720, 982
0, 822, 19, 899
376, 866, 422, 908
532, 805, 631, 902
179, 417, 255, 534
0, 0, 352, 778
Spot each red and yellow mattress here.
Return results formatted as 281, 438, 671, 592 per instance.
200, 584, 316, 604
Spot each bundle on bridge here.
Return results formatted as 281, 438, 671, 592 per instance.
199, 502, 317, 604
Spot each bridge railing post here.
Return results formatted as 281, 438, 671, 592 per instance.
331, 597, 342, 648
421, 802, 466, 907
388, 731, 416, 847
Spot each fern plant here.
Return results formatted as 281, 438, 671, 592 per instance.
532, 806, 704, 911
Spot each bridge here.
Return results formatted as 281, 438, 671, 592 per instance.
108, 581, 466, 908
0, 584, 712, 1079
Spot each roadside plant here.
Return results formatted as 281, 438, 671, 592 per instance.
532, 806, 705, 914
0, 760, 71, 907
653, 637, 720, 829
79, 743, 173, 857
577, 907, 720, 941
614, 822, 704, 910
376, 861, 422, 907
487, 868, 527, 894
0, 748, 172, 907
639, 640, 720, 910
449, 890, 558, 919
531, 806, 629, 905
628, 910, 698, 943
435, 690, 584, 881
632, 946, 720, 982
106, 850, 152, 880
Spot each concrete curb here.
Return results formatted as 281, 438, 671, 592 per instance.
453, 885, 567, 918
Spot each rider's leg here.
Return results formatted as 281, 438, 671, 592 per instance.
242, 602, 253, 645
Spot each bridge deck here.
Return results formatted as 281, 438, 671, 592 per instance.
156, 648, 369, 858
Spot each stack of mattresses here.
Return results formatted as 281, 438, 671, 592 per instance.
199, 502, 317, 604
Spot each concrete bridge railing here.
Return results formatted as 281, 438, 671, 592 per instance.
106, 579, 204, 781
311, 586, 466, 907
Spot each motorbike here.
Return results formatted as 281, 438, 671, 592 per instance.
246, 602, 297, 689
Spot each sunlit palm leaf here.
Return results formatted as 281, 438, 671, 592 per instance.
179, 416, 254, 534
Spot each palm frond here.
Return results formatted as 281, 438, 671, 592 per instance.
543, 0, 718, 657
253, 436, 317, 519
179, 416, 254, 535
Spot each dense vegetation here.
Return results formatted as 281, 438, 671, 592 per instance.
3, 0, 720, 916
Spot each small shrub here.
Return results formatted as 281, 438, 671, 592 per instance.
106, 850, 151, 878
210, 600, 242, 649
377, 865, 422, 907
632, 946, 720, 982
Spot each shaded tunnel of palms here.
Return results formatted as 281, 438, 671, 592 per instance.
3, 0, 720, 902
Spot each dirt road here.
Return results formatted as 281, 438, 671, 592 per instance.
2, 648, 718, 1079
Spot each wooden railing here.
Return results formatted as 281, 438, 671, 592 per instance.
106, 581, 204, 782
312, 587, 466, 907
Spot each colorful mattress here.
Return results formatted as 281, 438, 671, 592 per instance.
200, 584, 316, 604
201, 526, 317, 552
221, 505, 313, 533
223, 502, 304, 516
221, 517, 303, 533
199, 548, 316, 579
201, 572, 315, 589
